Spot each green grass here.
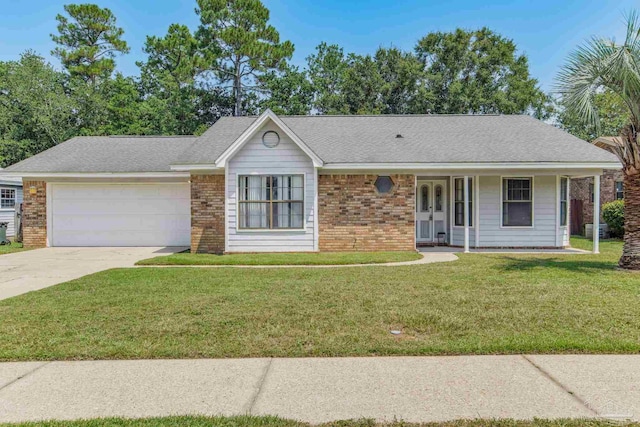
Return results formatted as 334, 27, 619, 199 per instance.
0, 242, 27, 255
136, 251, 422, 266
0, 237, 639, 361
2, 416, 637, 427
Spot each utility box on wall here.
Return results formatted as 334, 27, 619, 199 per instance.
585, 223, 608, 240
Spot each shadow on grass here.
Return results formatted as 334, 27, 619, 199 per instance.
499, 256, 617, 272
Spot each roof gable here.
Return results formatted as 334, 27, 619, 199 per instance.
214, 110, 323, 167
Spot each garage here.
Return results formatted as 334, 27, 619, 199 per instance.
49, 183, 191, 247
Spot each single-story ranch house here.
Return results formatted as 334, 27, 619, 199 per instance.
4, 110, 620, 254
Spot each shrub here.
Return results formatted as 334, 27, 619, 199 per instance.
602, 199, 624, 237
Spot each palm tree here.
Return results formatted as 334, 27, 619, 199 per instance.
557, 12, 640, 270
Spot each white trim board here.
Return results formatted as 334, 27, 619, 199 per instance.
15, 172, 190, 179
320, 162, 619, 170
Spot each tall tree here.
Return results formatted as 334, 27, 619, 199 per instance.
195, 0, 294, 116
414, 28, 547, 114
138, 24, 205, 92
95, 73, 148, 136
138, 24, 208, 134
341, 54, 383, 114
306, 42, 347, 114
51, 3, 130, 84
0, 51, 75, 166
374, 47, 422, 114
259, 64, 313, 115
557, 12, 640, 270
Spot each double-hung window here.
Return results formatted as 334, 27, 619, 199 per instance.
615, 181, 624, 200
560, 177, 568, 227
238, 175, 304, 229
454, 177, 473, 227
502, 177, 533, 227
0, 188, 16, 209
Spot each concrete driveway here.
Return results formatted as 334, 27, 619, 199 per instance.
0, 247, 187, 301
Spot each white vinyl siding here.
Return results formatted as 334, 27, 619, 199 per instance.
49, 183, 190, 247
451, 228, 476, 247
227, 122, 316, 252
0, 186, 22, 237
478, 176, 556, 247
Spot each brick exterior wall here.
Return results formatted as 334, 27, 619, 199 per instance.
22, 180, 47, 248
318, 174, 415, 251
571, 169, 623, 226
191, 174, 225, 254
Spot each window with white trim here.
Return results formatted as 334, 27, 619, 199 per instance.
502, 178, 533, 227
0, 188, 16, 209
238, 175, 304, 229
615, 181, 624, 200
454, 177, 473, 227
560, 177, 568, 227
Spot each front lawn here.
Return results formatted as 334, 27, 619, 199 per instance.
0, 237, 638, 361
136, 251, 422, 266
0, 242, 28, 255
2, 416, 635, 427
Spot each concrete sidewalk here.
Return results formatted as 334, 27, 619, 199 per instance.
0, 355, 637, 424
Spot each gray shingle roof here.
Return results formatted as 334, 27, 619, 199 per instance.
5, 115, 619, 174
179, 114, 619, 165
5, 136, 198, 173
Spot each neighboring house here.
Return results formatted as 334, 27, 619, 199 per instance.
0, 168, 23, 238
570, 169, 623, 236
4, 111, 619, 253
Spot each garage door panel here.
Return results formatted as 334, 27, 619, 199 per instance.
53, 214, 190, 231
52, 198, 190, 216
51, 183, 191, 247
52, 184, 188, 200
57, 230, 190, 247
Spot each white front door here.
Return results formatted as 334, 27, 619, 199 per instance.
416, 180, 447, 243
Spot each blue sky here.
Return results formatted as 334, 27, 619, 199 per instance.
0, 0, 636, 92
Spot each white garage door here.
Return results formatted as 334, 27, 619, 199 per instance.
50, 183, 191, 247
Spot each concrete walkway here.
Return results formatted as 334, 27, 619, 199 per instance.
0, 355, 637, 423
0, 247, 187, 300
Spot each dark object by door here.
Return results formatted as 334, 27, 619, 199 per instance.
570, 199, 583, 236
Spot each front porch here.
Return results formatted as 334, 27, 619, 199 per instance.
414, 172, 604, 254
419, 246, 589, 254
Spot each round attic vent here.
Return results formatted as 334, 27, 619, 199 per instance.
262, 131, 280, 148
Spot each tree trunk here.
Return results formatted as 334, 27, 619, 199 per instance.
234, 57, 242, 117
619, 172, 640, 269
235, 81, 242, 117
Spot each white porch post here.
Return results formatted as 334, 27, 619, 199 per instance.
593, 174, 600, 254
414, 174, 417, 251
449, 176, 454, 245
475, 175, 480, 248
463, 175, 470, 253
